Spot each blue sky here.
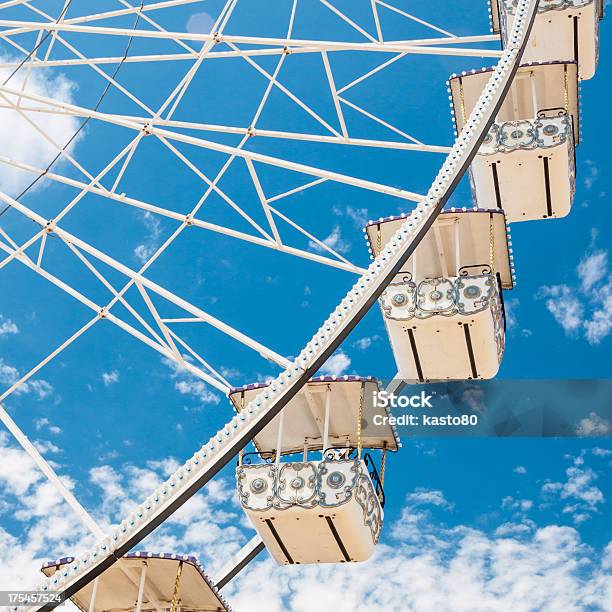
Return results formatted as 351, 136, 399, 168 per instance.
0, 0, 610, 609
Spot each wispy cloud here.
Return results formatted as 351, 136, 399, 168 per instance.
175, 379, 220, 405
133, 211, 162, 264
583, 159, 599, 190
162, 357, 221, 406
102, 370, 119, 386
537, 241, 612, 344
0, 359, 53, 400
351, 335, 380, 351
319, 350, 351, 376
35, 418, 61, 435
0, 314, 18, 337
541, 455, 604, 524
308, 225, 350, 255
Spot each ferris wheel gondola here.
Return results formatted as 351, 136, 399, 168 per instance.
450, 61, 580, 221
490, 0, 604, 80
229, 377, 396, 564
41, 553, 232, 612
365, 209, 513, 382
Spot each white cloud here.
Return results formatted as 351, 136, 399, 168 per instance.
583, 159, 599, 190
175, 379, 220, 405
186, 12, 215, 33
102, 370, 119, 386
0, 358, 53, 399
133, 211, 162, 264
514, 465, 527, 474
352, 335, 380, 351
538, 242, 612, 345
220, 366, 240, 380
502, 496, 533, 513
34, 439, 60, 455
542, 461, 604, 524
406, 488, 453, 509
0, 58, 80, 195
345, 206, 369, 227
35, 417, 61, 435
576, 412, 611, 437
319, 351, 351, 376
494, 519, 535, 536
161, 356, 221, 406
578, 250, 607, 292
309, 225, 350, 255
537, 284, 584, 334
592, 447, 612, 458
0, 314, 18, 337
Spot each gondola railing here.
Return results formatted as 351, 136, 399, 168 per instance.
363, 452, 386, 508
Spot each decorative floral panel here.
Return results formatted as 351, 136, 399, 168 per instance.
502, 0, 593, 13
479, 115, 573, 155
237, 458, 383, 544
381, 273, 506, 365
381, 274, 499, 320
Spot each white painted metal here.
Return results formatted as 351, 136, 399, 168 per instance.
365, 211, 511, 382
228, 379, 398, 455
88, 579, 98, 612
449, 61, 580, 142
365, 210, 514, 288
214, 535, 265, 590
470, 116, 575, 221
494, 0, 602, 79
237, 458, 382, 564
41, 556, 229, 612
135, 564, 147, 612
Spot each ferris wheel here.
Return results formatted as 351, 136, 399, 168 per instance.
0, 0, 604, 609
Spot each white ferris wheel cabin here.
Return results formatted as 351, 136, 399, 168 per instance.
41, 553, 231, 612
365, 210, 513, 383
229, 377, 398, 565
490, 0, 604, 80
450, 61, 580, 222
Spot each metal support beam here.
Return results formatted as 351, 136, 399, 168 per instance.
214, 536, 266, 590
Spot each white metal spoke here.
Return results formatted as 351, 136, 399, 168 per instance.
0, 21, 502, 55
0, 233, 233, 394
321, 51, 348, 139
319, 0, 377, 43
338, 94, 424, 145
0, 83, 427, 200
374, 0, 457, 37
166, 328, 233, 389
1, 191, 292, 368
337, 51, 406, 94
371, 0, 383, 42
269, 203, 359, 268
245, 159, 283, 245
62, 239, 168, 349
